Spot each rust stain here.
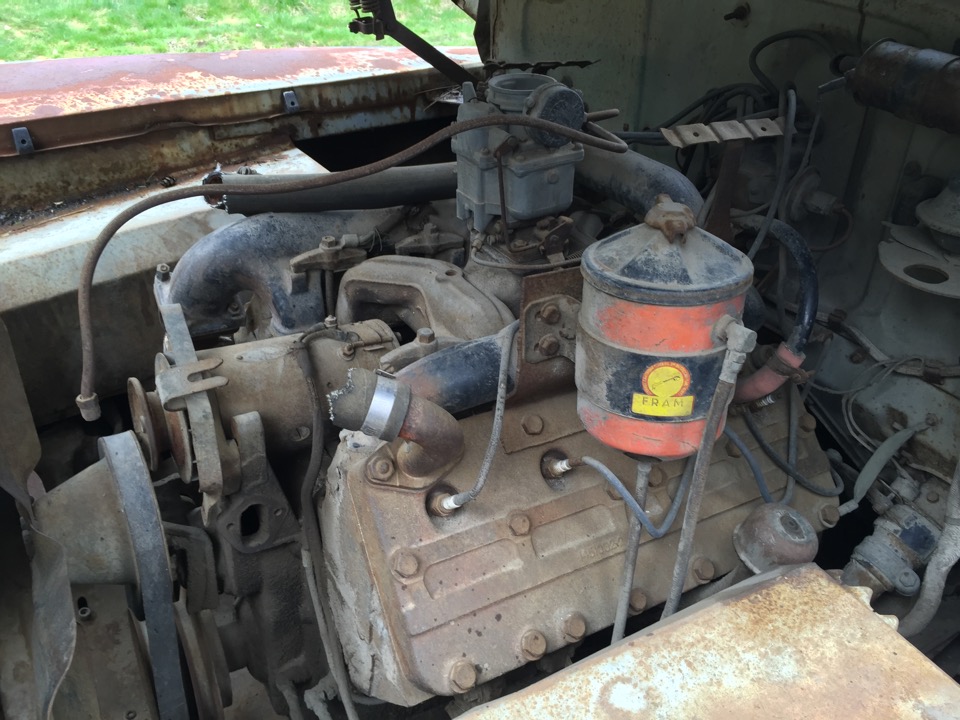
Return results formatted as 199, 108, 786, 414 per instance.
463, 565, 960, 720
0, 46, 478, 124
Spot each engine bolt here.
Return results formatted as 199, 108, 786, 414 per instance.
320, 235, 337, 248
561, 613, 587, 643
692, 557, 716, 583
155, 263, 171, 281
538, 335, 560, 356
817, 504, 840, 528
417, 327, 436, 344
540, 303, 561, 325
520, 630, 547, 661
449, 660, 477, 693
898, 569, 920, 593
392, 550, 420, 578
927, 490, 941, 503
648, 466, 666, 488
367, 457, 395, 483
509, 513, 531, 536
628, 588, 648, 614
799, 414, 818, 433
323, 315, 338, 329
521, 414, 544, 436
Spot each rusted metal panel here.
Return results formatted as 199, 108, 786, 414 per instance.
464, 564, 960, 720
0, 47, 479, 156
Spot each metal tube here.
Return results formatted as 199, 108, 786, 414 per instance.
611, 458, 655, 644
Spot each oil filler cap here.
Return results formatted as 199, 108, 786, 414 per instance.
581, 195, 753, 306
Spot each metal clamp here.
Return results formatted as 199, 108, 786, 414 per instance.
282, 90, 300, 114
155, 356, 227, 412
362, 373, 411, 441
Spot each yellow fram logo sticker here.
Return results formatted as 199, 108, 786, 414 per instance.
632, 361, 694, 417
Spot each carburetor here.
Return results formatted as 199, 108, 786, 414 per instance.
452, 72, 586, 231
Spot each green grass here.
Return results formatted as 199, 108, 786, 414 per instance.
0, 0, 476, 62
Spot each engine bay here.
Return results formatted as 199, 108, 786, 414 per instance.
3, 2, 960, 718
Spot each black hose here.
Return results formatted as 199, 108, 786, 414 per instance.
748, 30, 837, 97
734, 215, 818, 355
396, 333, 510, 414
742, 410, 843, 497
575, 145, 704, 216
580, 456, 694, 540
723, 426, 775, 503
213, 163, 458, 215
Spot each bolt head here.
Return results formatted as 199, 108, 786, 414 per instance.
817, 504, 840, 528
155, 263, 171, 281
628, 588, 648, 614
562, 613, 586, 642
693, 557, 716, 583
538, 335, 560, 356
648, 466, 666, 488
449, 660, 477, 693
392, 550, 419, 579
520, 630, 547, 660
509, 514, 531, 536
898, 569, 920, 592
417, 327, 436, 344
540, 303, 561, 325
320, 235, 337, 248
520, 414, 544, 436
927, 490, 941, 503
367, 457, 395, 482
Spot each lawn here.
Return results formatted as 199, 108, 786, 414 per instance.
0, 0, 476, 62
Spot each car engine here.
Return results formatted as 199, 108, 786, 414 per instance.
4, 2, 960, 719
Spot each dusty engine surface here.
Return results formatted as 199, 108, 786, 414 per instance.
8, 4, 960, 718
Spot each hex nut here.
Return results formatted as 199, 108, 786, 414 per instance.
561, 613, 587, 643
367, 457, 395, 482
520, 630, 547, 661
509, 514, 531, 536
648, 466, 666, 488
628, 588, 648, 614
538, 335, 560, 356
521, 414, 544, 436
449, 660, 477, 693
417, 327, 436, 344
540, 303, 561, 325
392, 551, 420, 579
818, 504, 840, 529
693, 557, 716, 583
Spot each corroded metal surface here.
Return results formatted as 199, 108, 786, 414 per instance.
464, 564, 960, 720
0, 46, 478, 155
323, 393, 836, 705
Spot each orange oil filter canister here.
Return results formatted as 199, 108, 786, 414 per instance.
575, 195, 754, 460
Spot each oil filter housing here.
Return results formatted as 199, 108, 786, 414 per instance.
575, 195, 754, 460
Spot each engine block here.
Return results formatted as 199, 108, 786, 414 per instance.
322, 391, 835, 705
